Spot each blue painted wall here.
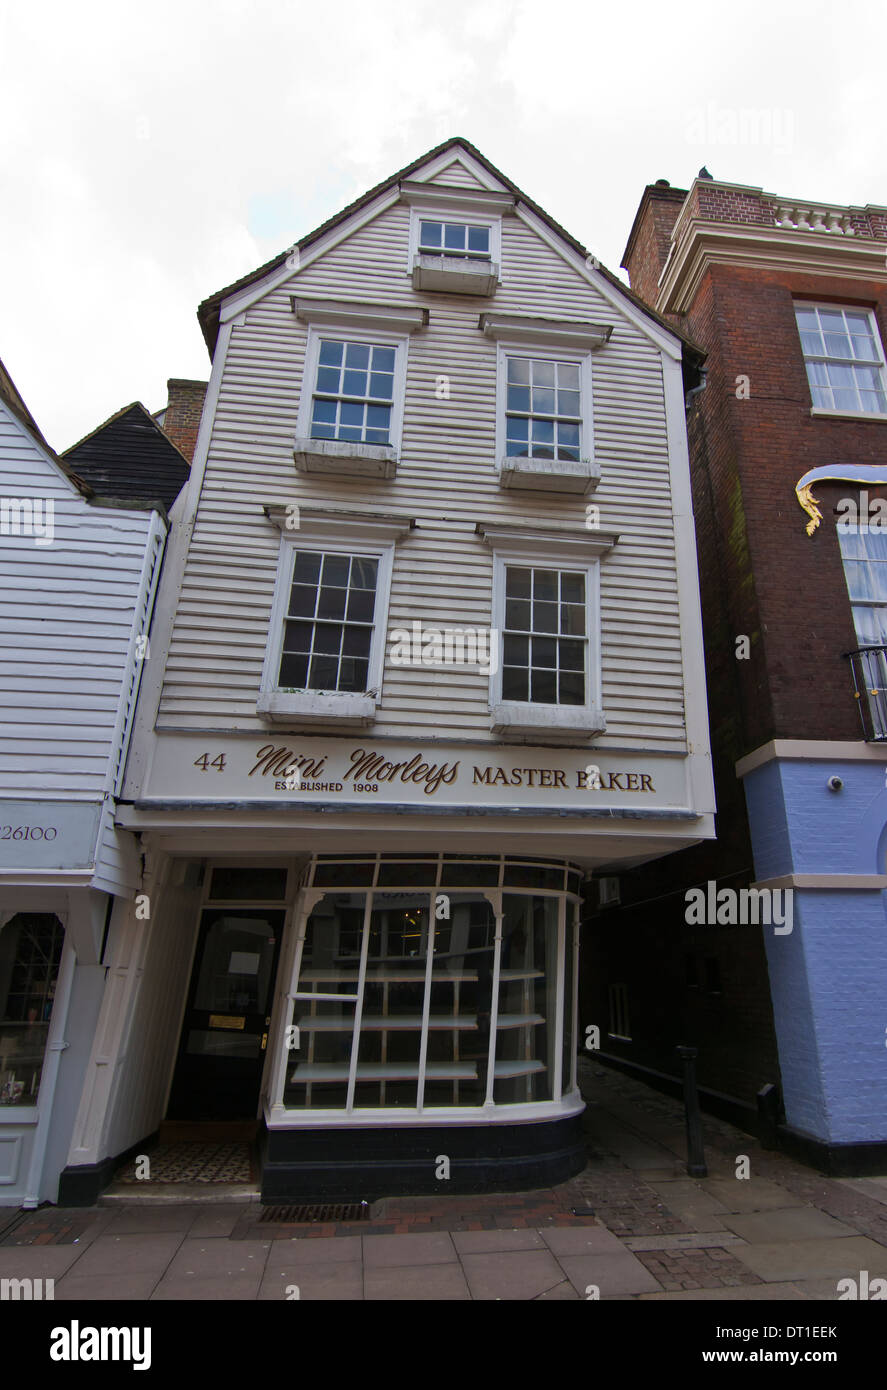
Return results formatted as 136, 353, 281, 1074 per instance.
742, 757, 887, 1145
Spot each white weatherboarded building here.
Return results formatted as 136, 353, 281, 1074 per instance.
67, 140, 714, 1202
0, 361, 166, 1206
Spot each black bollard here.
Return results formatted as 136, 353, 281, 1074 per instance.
757, 1082, 781, 1150
676, 1045, 707, 1177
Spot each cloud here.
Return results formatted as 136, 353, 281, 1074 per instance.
1, 0, 884, 447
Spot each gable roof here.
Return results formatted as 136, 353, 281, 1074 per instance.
63, 401, 191, 511
197, 137, 705, 376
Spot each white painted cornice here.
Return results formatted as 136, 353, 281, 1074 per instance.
659, 221, 887, 314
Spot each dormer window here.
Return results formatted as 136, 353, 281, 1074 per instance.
418, 220, 491, 260
407, 203, 500, 296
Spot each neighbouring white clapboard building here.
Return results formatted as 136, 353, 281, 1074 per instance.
64, 139, 715, 1202
0, 358, 166, 1206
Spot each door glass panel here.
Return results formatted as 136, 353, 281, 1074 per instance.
423, 895, 496, 1109
494, 895, 559, 1104
192, 913, 279, 1014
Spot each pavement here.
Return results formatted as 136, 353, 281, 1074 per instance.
3, 1058, 887, 1300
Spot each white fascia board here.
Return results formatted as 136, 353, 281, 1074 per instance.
661, 353, 715, 818
406, 148, 508, 192
515, 205, 685, 362
660, 222, 887, 314
218, 188, 402, 326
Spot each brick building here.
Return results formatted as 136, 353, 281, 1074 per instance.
585, 174, 887, 1172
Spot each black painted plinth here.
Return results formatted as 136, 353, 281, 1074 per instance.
259, 1113, 587, 1204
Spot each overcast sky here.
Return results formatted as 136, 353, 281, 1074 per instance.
2, 0, 885, 451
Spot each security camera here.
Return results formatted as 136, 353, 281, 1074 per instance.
827, 776, 843, 792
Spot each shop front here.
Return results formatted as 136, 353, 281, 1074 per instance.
161, 853, 583, 1197
97, 722, 713, 1203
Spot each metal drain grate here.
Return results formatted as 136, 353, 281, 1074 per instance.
260, 1202, 370, 1224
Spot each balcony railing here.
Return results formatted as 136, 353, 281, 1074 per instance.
845, 646, 887, 740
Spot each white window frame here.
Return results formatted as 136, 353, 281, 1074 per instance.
407, 205, 502, 271
795, 301, 887, 420
495, 340, 593, 471
258, 513, 406, 725
295, 323, 410, 456
486, 537, 607, 741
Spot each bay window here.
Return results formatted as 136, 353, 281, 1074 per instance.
270, 855, 581, 1120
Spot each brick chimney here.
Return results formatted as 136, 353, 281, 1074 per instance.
161, 378, 207, 462
621, 180, 688, 306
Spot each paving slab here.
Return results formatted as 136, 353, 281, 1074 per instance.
539, 1224, 626, 1256
0, 1245, 86, 1278
365, 1262, 470, 1300
786, 1277, 849, 1300
451, 1228, 545, 1254
259, 1259, 363, 1300
556, 1251, 663, 1298
730, 1235, 887, 1283
102, 1205, 200, 1235
278, 1235, 363, 1264
639, 1282, 811, 1301
535, 1279, 581, 1300
699, 1177, 796, 1212
55, 1232, 184, 1279
722, 1208, 857, 1244
461, 1249, 567, 1300
647, 1180, 732, 1230
164, 1238, 271, 1280
836, 1177, 887, 1207
150, 1273, 263, 1300
53, 1272, 161, 1300
187, 1205, 243, 1238
361, 1231, 457, 1268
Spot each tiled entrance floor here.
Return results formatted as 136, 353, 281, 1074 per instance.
114, 1142, 253, 1184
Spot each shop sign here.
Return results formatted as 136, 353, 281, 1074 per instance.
0, 801, 101, 870
145, 735, 691, 812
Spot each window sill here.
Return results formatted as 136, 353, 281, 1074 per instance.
491, 702, 606, 743
498, 456, 601, 495
810, 408, 887, 423
411, 254, 499, 296
257, 690, 377, 727
293, 438, 398, 479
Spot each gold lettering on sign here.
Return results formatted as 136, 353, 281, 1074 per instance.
574, 770, 656, 792
343, 748, 460, 796
249, 746, 327, 779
